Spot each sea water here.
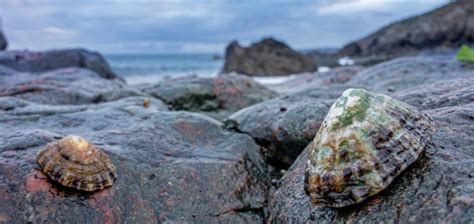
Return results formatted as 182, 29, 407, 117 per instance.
105, 53, 318, 85
105, 53, 223, 84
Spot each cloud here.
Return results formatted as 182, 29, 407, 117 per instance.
180, 42, 225, 53
315, 0, 391, 15
42, 26, 76, 36
1, 0, 450, 53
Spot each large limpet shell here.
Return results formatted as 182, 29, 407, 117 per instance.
304, 89, 435, 207
37, 135, 117, 191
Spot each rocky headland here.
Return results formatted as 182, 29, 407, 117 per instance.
306, 0, 474, 67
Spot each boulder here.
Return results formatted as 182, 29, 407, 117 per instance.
0, 49, 120, 79
225, 87, 340, 168
268, 91, 474, 223
139, 74, 278, 120
0, 31, 7, 50
0, 96, 270, 223
0, 67, 140, 105
221, 38, 317, 76
227, 54, 474, 169
338, 0, 474, 57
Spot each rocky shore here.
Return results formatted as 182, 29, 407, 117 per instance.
0, 45, 473, 223
1, 1, 474, 222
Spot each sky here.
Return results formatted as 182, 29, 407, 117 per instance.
1, 0, 449, 54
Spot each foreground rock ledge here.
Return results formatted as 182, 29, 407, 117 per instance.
268, 99, 474, 223
0, 97, 270, 223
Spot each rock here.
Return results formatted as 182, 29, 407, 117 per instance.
221, 38, 317, 76
139, 74, 278, 120
227, 54, 473, 170
267, 57, 474, 222
0, 67, 139, 105
0, 31, 7, 50
268, 66, 363, 94
338, 0, 474, 57
212, 54, 223, 61
304, 49, 340, 68
0, 49, 120, 79
225, 86, 341, 168
269, 102, 474, 223
0, 96, 167, 120
305, 89, 435, 208
349, 55, 474, 95
0, 96, 270, 223
394, 77, 474, 110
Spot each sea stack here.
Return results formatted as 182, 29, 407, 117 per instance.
222, 38, 317, 76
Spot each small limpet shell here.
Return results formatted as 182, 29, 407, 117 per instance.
37, 135, 117, 192
304, 88, 435, 207
143, 97, 150, 108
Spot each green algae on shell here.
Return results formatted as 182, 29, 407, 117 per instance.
304, 88, 435, 207
37, 135, 117, 192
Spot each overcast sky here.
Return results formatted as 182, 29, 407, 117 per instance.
1, 0, 449, 54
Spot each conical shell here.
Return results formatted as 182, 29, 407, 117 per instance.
304, 89, 435, 207
37, 135, 117, 192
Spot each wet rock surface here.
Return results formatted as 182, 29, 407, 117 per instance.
268, 102, 474, 223
348, 55, 474, 94
0, 49, 119, 79
0, 96, 270, 223
226, 87, 338, 169
266, 56, 474, 222
394, 77, 474, 110
0, 67, 139, 105
228, 55, 473, 169
0, 43, 472, 223
222, 38, 317, 76
139, 74, 278, 120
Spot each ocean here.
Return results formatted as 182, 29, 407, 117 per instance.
105, 53, 223, 84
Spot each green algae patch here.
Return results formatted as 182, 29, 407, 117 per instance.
332, 90, 371, 130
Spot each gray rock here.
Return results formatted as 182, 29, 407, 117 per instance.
349, 55, 474, 94
266, 54, 474, 223
0, 96, 270, 223
225, 87, 340, 168
140, 74, 278, 120
227, 55, 474, 169
394, 77, 474, 110
0, 31, 7, 50
338, 0, 474, 57
0, 67, 138, 105
0, 49, 120, 79
222, 38, 317, 76
268, 101, 474, 223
